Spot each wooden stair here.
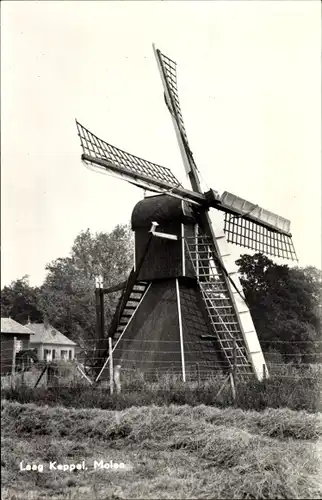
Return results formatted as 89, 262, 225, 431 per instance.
112, 281, 150, 347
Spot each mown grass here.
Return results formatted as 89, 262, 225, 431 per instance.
1, 401, 322, 499
2, 368, 321, 412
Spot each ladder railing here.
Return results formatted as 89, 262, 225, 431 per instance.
94, 234, 153, 378
112, 281, 149, 347
95, 280, 151, 383
185, 234, 252, 374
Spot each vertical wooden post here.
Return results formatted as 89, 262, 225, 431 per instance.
95, 287, 101, 340
196, 362, 200, 387
100, 288, 105, 379
229, 373, 236, 402
12, 337, 16, 376
11, 337, 17, 388
263, 363, 267, 381
100, 288, 105, 344
175, 279, 186, 383
181, 223, 185, 277
109, 337, 114, 395
230, 339, 237, 402
95, 275, 104, 374
114, 365, 121, 394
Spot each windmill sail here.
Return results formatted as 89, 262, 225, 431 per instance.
153, 47, 297, 262
153, 46, 201, 191
76, 120, 213, 206
76, 120, 180, 187
220, 191, 297, 261
153, 48, 191, 149
223, 213, 297, 261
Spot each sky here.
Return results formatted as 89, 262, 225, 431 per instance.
1, 0, 321, 287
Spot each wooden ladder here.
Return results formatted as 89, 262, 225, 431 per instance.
185, 230, 268, 380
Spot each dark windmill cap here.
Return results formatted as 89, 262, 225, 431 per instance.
131, 194, 196, 229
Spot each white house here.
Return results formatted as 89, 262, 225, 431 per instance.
26, 322, 77, 362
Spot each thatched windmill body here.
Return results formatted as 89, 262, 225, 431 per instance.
76, 46, 297, 383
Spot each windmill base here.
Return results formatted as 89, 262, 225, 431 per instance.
100, 278, 229, 382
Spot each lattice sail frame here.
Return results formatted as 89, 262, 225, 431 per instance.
76, 120, 181, 188
155, 49, 190, 148
224, 213, 297, 261
153, 46, 199, 184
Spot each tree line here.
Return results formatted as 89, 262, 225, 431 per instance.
1, 224, 321, 364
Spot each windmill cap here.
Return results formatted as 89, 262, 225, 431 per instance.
132, 194, 196, 229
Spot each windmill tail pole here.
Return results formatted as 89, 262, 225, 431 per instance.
94, 276, 105, 377
95, 288, 101, 340
100, 287, 105, 351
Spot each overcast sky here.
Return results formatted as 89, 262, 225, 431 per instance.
1, 1, 321, 287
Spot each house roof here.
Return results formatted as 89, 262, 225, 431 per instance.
27, 323, 77, 346
1, 318, 34, 335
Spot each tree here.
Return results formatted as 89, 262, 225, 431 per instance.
38, 225, 133, 366
236, 253, 322, 363
0, 276, 42, 324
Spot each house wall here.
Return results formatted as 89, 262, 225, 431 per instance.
1, 334, 30, 375
29, 342, 75, 362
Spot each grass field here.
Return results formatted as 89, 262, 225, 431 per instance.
2, 400, 322, 499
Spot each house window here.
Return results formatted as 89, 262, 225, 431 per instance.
15, 340, 23, 353
69, 350, 72, 360
44, 349, 52, 362
61, 350, 68, 361
52, 349, 56, 360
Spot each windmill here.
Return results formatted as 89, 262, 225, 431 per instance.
76, 45, 297, 384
